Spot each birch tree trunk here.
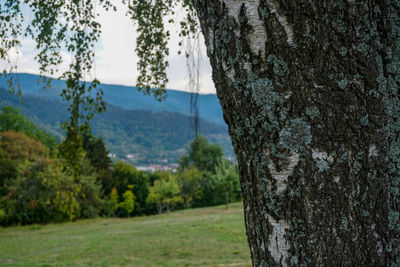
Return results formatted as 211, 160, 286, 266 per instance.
192, 0, 400, 265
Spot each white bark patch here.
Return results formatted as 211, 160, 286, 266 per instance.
313, 82, 324, 89
312, 149, 334, 163
266, 214, 289, 266
371, 224, 383, 255
303, 196, 313, 223
245, 204, 250, 212
284, 92, 292, 99
245, 0, 268, 56
261, 241, 265, 252
222, 0, 244, 23
222, 62, 235, 81
222, 0, 268, 55
266, 0, 295, 47
221, 0, 244, 39
268, 153, 299, 193
207, 29, 214, 55
243, 62, 252, 72
369, 144, 379, 158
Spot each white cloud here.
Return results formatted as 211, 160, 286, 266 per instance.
0, 43, 39, 74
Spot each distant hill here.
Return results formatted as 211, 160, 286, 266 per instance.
0, 73, 225, 126
0, 88, 234, 164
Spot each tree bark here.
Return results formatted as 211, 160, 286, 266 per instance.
185, 197, 190, 209
225, 191, 229, 210
157, 204, 163, 214
193, 0, 400, 265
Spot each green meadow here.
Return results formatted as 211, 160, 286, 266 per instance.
0, 202, 251, 266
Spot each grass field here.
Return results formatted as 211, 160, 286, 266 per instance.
0, 202, 251, 266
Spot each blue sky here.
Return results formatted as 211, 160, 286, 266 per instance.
3, 2, 215, 94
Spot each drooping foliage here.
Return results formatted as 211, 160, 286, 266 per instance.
1, 1, 109, 176
0, 0, 198, 110
1, 0, 200, 175
128, 0, 198, 99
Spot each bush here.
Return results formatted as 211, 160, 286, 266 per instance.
76, 174, 103, 219
1, 159, 80, 225
102, 186, 119, 217
0, 131, 48, 162
146, 174, 182, 214
111, 161, 150, 215
118, 188, 135, 217
0, 208, 6, 225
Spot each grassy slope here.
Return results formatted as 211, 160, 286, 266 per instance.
0, 203, 251, 266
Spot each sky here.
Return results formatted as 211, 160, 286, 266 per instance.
4, 2, 216, 94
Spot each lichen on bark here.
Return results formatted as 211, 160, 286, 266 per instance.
193, 0, 400, 265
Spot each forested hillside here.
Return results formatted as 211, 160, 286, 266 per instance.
0, 88, 233, 164
0, 73, 225, 125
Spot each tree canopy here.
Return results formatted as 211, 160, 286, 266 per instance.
179, 135, 224, 173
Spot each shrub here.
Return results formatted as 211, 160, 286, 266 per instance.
102, 186, 119, 217
76, 174, 103, 219
118, 188, 135, 216
146, 174, 182, 214
1, 159, 80, 225
111, 161, 150, 215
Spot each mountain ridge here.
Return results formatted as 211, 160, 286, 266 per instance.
0, 73, 225, 126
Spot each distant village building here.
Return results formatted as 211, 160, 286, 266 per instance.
126, 154, 136, 160
136, 164, 178, 173
107, 153, 116, 159
136, 166, 154, 172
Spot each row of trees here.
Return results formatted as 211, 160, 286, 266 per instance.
99, 135, 241, 218
0, 106, 240, 226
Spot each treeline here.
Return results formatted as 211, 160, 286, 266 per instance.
0, 106, 240, 226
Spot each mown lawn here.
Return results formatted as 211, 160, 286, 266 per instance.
0, 202, 251, 266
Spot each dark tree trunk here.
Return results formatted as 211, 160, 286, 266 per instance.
225, 191, 229, 210
185, 197, 190, 209
193, 0, 400, 266
157, 204, 163, 214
